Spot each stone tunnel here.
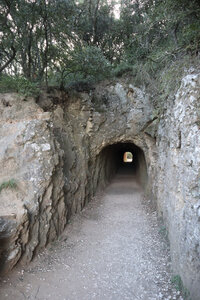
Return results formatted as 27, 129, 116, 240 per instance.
0, 73, 199, 299
91, 143, 148, 193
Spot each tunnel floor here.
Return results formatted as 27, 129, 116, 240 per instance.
0, 169, 181, 300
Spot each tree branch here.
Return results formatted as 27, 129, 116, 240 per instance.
0, 46, 16, 73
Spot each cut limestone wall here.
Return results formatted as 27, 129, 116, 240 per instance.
0, 80, 155, 272
43, 81, 155, 218
0, 94, 66, 272
0, 72, 199, 299
155, 72, 200, 299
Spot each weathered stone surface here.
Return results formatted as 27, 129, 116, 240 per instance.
0, 94, 66, 272
0, 72, 199, 299
48, 80, 155, 217
155, 72, 200, 299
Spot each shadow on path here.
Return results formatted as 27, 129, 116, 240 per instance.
0, 169, 181, 300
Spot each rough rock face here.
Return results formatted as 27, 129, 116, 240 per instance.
0, 73, 199, 299
155, 72, 200, 299
0, 95, 66, 272
46, 81, 155, 217
0, 81, 155, 271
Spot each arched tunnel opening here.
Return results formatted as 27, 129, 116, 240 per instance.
91, 142, 148, 194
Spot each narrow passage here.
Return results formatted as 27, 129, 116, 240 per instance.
0, 169, 182, 300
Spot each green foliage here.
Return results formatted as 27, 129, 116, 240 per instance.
159, 225, 168, 239
0, 75, 19, 93
156, 55, 200, 105
0, 179, 17, 193
68, 46, 112, 80
171, 275, 191, 300
112, 62, 133, 77
0, 0, 199, 91
49, 46, 112, 89
118, 0, 200, 82
66, 79, 95, 93
158, 218, 170, 244
0, 75, 39, 97
126, 152, 132, 160
15, 77, 40, 98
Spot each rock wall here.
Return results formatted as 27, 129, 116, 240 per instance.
155, 72, 200, 299
0, 95, 66, 272
0, 72, 199, 298
43, 81, 155, 218
0, 80, 155, 272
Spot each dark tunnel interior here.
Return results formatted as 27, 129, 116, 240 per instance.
91, 143, 148, 193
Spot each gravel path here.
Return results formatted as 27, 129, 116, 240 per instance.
0, 169, 182, 300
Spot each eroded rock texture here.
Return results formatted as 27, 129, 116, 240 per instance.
0, 73, 199, 298
155, 73, 200, 299
0, 95, 66, 272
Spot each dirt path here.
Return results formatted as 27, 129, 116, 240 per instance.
0, 170, 182, 300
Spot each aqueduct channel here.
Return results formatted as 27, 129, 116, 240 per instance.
0, 73, 199, 299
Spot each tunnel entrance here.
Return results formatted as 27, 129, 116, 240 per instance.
94, 142, 148, 191
123, 152, 133, 163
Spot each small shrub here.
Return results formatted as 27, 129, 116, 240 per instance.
112, 62, 133, 77
66, 46, 112, 82
16, 77, 39, 98
158, 219, 170, 244
0, 179, 17, 193
0, 75, 19, 93
159, 225, 168, 238
0, 75, 39, 98
171, 275, 191, 300
66, 79, 95, 92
